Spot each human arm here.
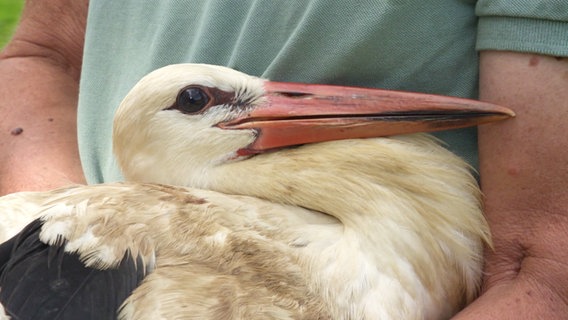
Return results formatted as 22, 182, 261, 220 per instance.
453, 51, 568, 318
0, 0, 89, 195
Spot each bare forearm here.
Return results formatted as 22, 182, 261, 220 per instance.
0, 58, 85, 195
455, 52, 568, 318
0, 0, 88, 195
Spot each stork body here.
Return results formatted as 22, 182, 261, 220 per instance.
0, 64, 513, 319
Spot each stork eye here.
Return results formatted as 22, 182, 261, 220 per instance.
174, 86, 210, 114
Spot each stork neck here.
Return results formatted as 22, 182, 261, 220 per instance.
207, 136, 485, 244
209, 140, 398, 227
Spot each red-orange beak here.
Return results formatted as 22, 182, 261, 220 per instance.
219, 81, 514, 155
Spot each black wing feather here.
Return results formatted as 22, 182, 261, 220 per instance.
0, 218, 146, 320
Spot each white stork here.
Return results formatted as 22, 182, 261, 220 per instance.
0, 64, 513, 319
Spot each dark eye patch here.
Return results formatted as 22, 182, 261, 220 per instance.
164, 85, 239, 115
171, 86, 210, 114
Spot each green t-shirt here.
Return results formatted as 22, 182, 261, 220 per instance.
78, 0, 568, 184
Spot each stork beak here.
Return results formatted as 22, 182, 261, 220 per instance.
219, 81, 515, 155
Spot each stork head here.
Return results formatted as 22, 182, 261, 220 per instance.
113, 63, 513, 187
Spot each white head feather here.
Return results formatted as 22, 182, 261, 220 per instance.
113, 64, 265, 186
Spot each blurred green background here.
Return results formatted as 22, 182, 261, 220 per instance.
0, 0, 24, 48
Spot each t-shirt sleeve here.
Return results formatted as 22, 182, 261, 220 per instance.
475, 0, 568, 56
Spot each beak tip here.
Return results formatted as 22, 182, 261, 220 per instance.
489, 103, 516, 120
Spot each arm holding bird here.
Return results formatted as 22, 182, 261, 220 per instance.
454, 51, 568, 319
0, 0, 88, 195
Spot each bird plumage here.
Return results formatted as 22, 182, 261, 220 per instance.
0, 64, 511, 319
0, 218, 145, 320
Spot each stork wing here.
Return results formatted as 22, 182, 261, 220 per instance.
0, 218, 146, 320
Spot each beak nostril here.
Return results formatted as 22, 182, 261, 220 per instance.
272, 91, 314, 98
